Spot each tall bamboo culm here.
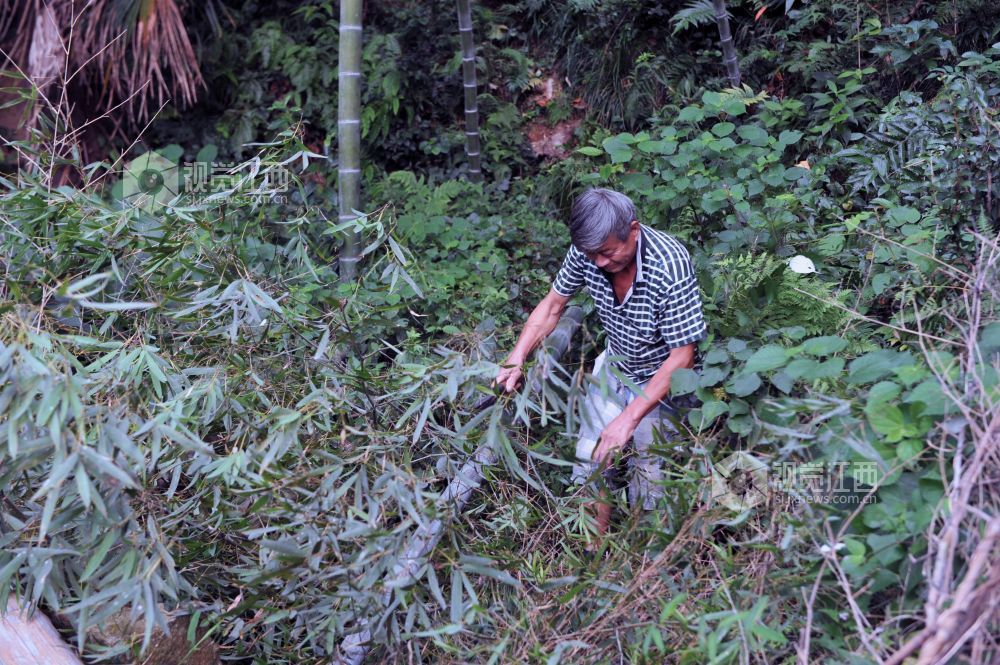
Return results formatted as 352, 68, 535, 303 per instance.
456, 0, 482, 182
338, 0, 362, 282
711, 0, 741, 88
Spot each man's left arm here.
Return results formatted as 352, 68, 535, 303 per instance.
592, 343, 695, 464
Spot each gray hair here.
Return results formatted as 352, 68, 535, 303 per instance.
568, 188, 636, 253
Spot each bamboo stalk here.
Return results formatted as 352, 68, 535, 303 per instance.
334, 306, 584, 664
337, 0, 363, 282
711, 0, 741, 88
455, 0, 482, 182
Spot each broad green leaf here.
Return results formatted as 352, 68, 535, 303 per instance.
701, 400, 729, 422
867, 533, 903, 565
847, 351, 914, 384
704, 348, 729, 365
726, 372, 761, 397
777, 129, 803, 145
711, 122, 735, 137
800, 357, 845, 380
721, 98, 746, 116
783, 166, 810, 180
888, 206, 921, 226
744, 345, 790, 373
872, 272, 892, 295
867, 381, 902, 408
801, 336, 847, 355
845, 211, 873, 231
867, 404, 906, 442
670, 368, 699, 395
771, 371, 794, 393
727, 338, 748, 353
195, 144, 217, 163
602, 136, 633, 163
701, 91, 723, 107
784, 358, 818, 379
980, 322, 1000, 352
637, 140, 677, 155
844, 538, 866, 557
897, 439, 923, 461
736, 125, 769, 146
727, 415, 753, 435
677, 106, 705, 123
698, 366, 727, 387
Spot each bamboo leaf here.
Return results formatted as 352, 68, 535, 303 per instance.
79, 299, 157, 311
412, 398, 431, 444
80, 448, 139, 489
80, 531, 117, 583
31, 451, 79, 502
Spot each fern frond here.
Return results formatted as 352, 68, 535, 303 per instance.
720, 84, 769, 104
712, 253, 847, 336
671, 0, 719, 35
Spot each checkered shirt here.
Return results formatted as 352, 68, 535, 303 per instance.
552, 225, 707, 382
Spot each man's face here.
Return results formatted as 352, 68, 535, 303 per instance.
584, 220, 640, 274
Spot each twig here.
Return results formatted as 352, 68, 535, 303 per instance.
792, 287, 960, 347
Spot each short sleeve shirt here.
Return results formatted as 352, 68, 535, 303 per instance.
552, 225, 706, 382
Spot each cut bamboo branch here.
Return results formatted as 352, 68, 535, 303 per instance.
334, 306, 584, 664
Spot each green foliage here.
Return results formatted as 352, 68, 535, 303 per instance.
705, 252, 848, 337
670, 0, 719, 35
838, 47, 1000, 237
3, 3, 1000, 664
0, 140, 465, 661
517, 0, 704, 127
574, 89, 820, 260
367, 171, 567, 336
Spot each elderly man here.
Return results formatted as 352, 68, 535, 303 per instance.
495, 188, 707, 536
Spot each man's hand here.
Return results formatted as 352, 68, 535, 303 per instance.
494, 290, 570, 394
592, 411, 639, 465
495, 363, 525, 393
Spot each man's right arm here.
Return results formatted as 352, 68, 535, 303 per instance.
495, 288, 571, 392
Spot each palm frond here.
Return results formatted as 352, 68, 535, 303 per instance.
75, 0, 205, 122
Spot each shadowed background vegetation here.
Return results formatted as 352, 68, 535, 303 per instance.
0, 1, 999, 663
